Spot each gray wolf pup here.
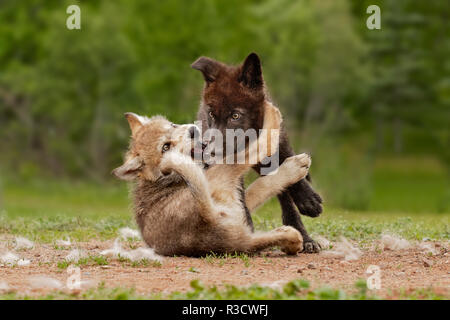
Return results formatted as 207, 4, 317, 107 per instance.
113, 103, 311, 256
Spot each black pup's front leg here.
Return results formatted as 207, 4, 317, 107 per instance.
287, 175, 323, 217
275, 129, 323, 253
277, 192, 321, 253
253, 128, 322, 252
277, 133, 323, 218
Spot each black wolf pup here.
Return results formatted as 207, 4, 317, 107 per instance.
191, 52, 323, 253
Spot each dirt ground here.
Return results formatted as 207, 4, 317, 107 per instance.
0, 238, 449, 299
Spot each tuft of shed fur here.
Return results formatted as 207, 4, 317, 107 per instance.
100, 238, 163, 263
119, 227, 141, 240
381, 234, 411, 250
65, 249, 87, 262
15, 236, 34, 250
321, 237, 362, 261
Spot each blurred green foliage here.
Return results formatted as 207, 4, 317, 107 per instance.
0, 279, 446, 299
0, 0, 448, 212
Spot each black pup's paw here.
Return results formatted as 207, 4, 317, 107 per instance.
289, 180, 323, 218
302, 239, 321, 253
297, 193, 323, 217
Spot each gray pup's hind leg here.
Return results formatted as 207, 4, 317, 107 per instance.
245, 226, 303, 255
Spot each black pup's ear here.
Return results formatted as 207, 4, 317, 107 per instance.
238, 52, 263, 89
191, 56, 220, 83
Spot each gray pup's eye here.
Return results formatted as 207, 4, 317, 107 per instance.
208, 111, 214, 119
162, 143, 170, 152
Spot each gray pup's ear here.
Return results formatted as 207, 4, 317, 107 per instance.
191, 56, 221, 83
124, 112, 147, 138
112, 156, 143, 181
238, 52, 263, 89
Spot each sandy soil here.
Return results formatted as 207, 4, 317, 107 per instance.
0, 238, 449, 299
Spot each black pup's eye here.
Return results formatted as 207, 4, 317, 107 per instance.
162, 143, 170, 152
231, 112, 240, 120
208, 111, 214, 119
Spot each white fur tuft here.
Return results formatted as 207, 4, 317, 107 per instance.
17, 259, 31, 266
321, 237, 362, 261
381, 234, 410, 250
65, 249, 87, 262
0, 251, 19, 265
119, 227, 142, 240
100, 238, 162, 262
15, 236, 34, 250
56, 237, 72, 247
0, 251, 31, 266
418, 242, 439, 256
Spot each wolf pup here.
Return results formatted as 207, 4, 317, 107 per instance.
191, 53, 323, 253
113, 103, 311, 256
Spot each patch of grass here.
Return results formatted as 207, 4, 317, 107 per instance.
1, 179, 129, 218
90, 255, 109, 266
0, 207, 447, 244
57, 255, 109, 269
165, 279, 444, 300
130, 259, 161, 268
57, 260, 71, 269
167, 279, 352, 300
0, 282, 146, 300
252, 201, 449, 242
393, 288, 447, 300
252, 200, 450, 241
0, 214, 134, 242
188, 267, 200, 273
371, 156, 449, 213
201, 252, 251, 267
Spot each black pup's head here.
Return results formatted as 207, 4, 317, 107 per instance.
192, 53, 267, 157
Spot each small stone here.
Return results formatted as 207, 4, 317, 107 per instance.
422, 258, 433, 267
307, 263, 316, 269
323, 266, 332, 271
100, 265, 111, 269
297, 269, 303, 273
241, 270, 248, 275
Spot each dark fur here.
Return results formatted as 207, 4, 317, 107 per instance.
192, 53, 323, 253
